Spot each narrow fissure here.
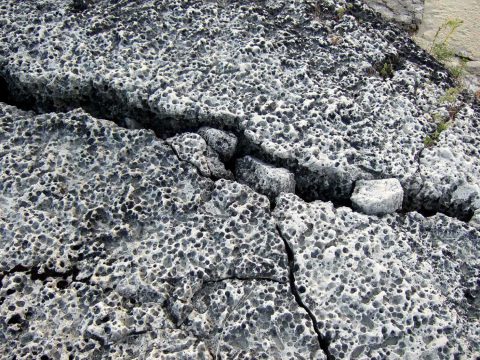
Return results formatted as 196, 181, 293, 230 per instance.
0, 72, 474, 222
276, 225, 334, 359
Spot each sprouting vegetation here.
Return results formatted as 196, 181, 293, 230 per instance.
429, 18, 470, 82
424, 120, 450, 147
424, 86, 463, 147
439, 87, 461, 104
430, 18, 463, 61
379, 62, 394, 79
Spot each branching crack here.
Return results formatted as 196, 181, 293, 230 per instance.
276, 225, 334, 359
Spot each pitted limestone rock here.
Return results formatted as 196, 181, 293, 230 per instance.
409, 106, 480, 217
197, 127, 238, 162
351, 178, 404, 215
1, 103, 322, 358
186, 279, 325, 359
1, 0, 479, 216
236, 156, 296, 201
0, 273, 211, 359
166, 132, 233, 180
274, 193, 480, 359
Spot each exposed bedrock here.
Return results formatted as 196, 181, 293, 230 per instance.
1, 102, 479, 358
0, 0, 479, 219
274, 193, 479, 359
0, 103, 328, 358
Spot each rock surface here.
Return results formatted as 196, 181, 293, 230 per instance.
0, 0, 480, 359
275, 193, 479, 359
351, 178, 404, 215
363, 0, 424, 30
0, 0, 479, 217
236, 156, 296, 201
1, 103, 326, 359
197, 127, 238, 162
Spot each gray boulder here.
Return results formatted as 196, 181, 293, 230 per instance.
235, 156, 296, 201
351, 178, 404, 215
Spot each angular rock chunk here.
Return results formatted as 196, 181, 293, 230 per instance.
235, 156, 295, 201
274, 193, 480, 359
351, 178, 404, 215
166, 132, 233, 179
197, 127, 238, 162
470, 210, 480, 228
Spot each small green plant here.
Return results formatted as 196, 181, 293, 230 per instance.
379, 62, 394, 79
430, 18, 463, 61
439, 87, 461, 104
447, 58, 468, 79
424, 119, 450, 147
336, 7, 346, 18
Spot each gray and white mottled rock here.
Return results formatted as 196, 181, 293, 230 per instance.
166, 132, 233, 179
1, 0, 479, 216
363, 0, 424, 30
274, 193, 480, 359
411, 106, 480, 217
1, 103, 328, 358
236, 156, 296, 201
351, 178, 404, 215
187, 280, 325, 359
470, 210, 480, 228
197, 127, 238, 162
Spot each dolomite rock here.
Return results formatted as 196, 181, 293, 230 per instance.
351, 178, 404, 215
0, 0, 479, 217
197, 127, 238, 162
166, 132, 233, 179
274, 193, 480, 359
0, 103, 325, 359
363, 0, 425, 30
235, 156, 296, 201
470, 210, 480, 228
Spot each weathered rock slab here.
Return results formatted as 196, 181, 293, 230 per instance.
274, 193, 480, 359
0, 0, 478, 216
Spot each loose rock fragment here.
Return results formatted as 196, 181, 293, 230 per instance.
166, 132, 233, 179
197, 127, 238, 162
235, 156, 296, 201
351, 178, 404, 215
470, 210, 480, 228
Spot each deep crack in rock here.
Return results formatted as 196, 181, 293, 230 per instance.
276, 225, 334, 360
0, 72, 475, 222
